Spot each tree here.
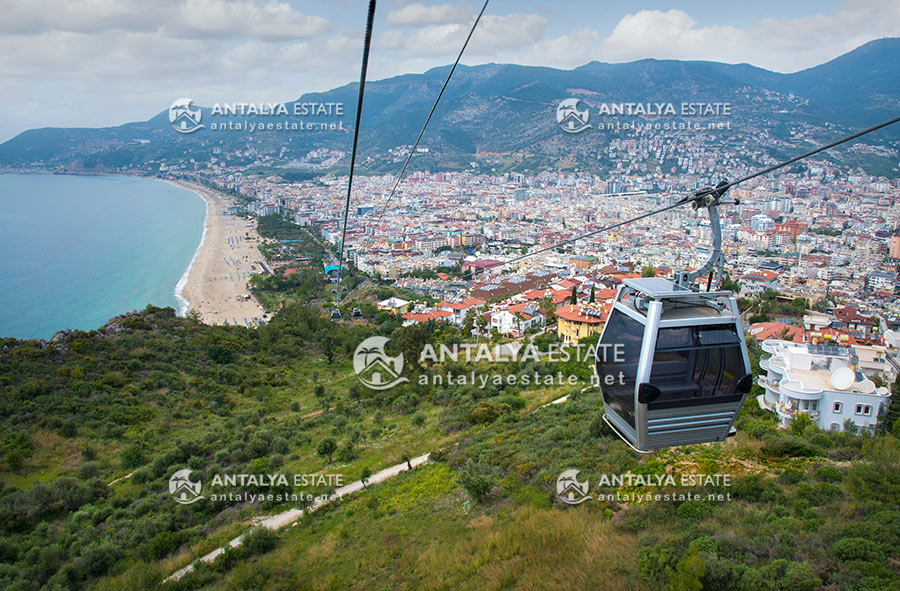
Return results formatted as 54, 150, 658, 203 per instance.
474, 312, 488, 338
120, 444, 146, 469
589, 285, 596, 303
316, 437, 337, 463
458, 460, 492, 502
666, 547, 704, 591
789, 412, 814, 436
401, 452, 412, 470
879, 374, 900, 433
720, 272, 740, 293
569, 285, 578, 305
322, 335, 335, 364
642, 266, 657, 278
846, 436, 900, 503
242, 527, 278, 555
361, 466, 372, 489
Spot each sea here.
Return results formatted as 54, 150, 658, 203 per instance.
0, 173, 206, 339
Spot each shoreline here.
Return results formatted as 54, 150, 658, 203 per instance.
166, 179, 267, 327
174, 188, 209, 316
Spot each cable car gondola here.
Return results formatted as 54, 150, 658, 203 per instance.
594, 188, 752, 452
352, 307, 362, 319
330, 309, 342, 322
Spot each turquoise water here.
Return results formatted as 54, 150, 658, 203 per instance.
0, 174, 206, 339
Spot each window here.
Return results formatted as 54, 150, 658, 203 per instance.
596, 310, 644, 429
833, 401, 842, 413
855, 404, 872, 416
856, 404, 863, 415
646, 324, 746, 408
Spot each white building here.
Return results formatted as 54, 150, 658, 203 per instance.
487, 303, 544, 337
436, 297, 486, 327
750, 214, 775, 232
758, 339, 892, 432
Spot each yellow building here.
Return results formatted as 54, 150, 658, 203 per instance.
376, 297, 411, 315
556, 303, 608, 344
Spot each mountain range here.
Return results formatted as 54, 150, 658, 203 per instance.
1, 38, 899, 173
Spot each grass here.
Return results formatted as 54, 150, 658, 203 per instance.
194, 463, 651, 591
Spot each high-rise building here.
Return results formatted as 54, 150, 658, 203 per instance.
890, 234, 900, 259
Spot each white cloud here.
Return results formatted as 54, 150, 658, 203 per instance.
1, 1, 899, 141
398, 13, 547, 57
599, 3, 900, 72
162, 0, 331, 42
385, 2, 476, 27
0, 0, 330, 42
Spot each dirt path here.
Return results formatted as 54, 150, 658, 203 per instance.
107, 470, 135, 486
163, 453, 430, 583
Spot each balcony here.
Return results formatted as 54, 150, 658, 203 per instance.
758, 376, 781, 391
776, 403, 820, 420
779, 379, 823, 401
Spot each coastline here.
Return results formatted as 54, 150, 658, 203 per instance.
174, 189, 208, 316
167, 180, 267, 327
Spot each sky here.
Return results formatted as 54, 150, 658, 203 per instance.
0, 0, 898, 142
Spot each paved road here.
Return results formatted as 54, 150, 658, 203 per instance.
164, 453, 430, 583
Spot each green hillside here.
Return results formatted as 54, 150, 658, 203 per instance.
2, 299, 900, 591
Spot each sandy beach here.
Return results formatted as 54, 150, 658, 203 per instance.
171, 180, 267, 327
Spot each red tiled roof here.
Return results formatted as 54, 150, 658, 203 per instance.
834, 306, 876, 326
402, 309, 453, 323
748, 322, 804, 343
555, 303, 609, 324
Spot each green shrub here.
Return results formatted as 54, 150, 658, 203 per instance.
148, 531, 185, 560
638, 544, 676, 581
806, 482, 842, 506
677, 500, 714, 521
458, 460, 492, 503
76, 462, 100, 480
120, 444, 146, 469
814, 464, 842, 482
831, 537, 884, 562
763, 435, 818, 458
809, 432, 832, 448
781, 562, 821, 591
732, 474, 766, 501
777, 468, 805, 485
665, 547, 705, 591
846, 437, 900, 503
242, 527, 278, 555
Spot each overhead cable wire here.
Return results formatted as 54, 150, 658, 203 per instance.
374, 0, 490, 223
462, 114, 900, 281
335, 0, 377, 304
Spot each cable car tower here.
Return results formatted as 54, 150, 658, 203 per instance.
595, 182, 753, 452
